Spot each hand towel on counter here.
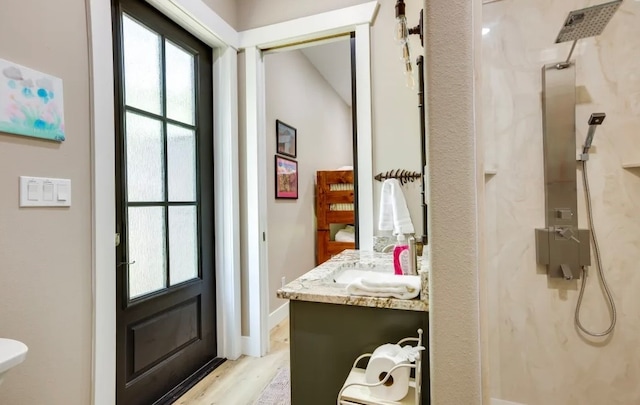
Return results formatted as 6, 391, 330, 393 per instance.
346, 273, 421, 300
377, 178, 415, 235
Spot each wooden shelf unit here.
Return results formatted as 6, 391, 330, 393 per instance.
316, 170, 355, 265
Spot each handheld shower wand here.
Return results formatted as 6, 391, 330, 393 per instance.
575, 112, 617, 338
580, 113, 606, 160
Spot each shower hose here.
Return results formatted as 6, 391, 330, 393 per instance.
574, 160, 617, 337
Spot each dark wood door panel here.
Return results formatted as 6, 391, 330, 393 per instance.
131, 297, 200, 375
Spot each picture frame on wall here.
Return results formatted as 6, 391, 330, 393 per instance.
276, 119, 296, 158
275, 155, 298, 199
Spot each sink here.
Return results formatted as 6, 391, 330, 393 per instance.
333, 269, 383, 286
330, 262, 395, 286
0, 339, 28, 386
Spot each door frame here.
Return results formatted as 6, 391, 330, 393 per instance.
240, 2, 379, 357
88, 0, 379, 403
88, 1, 240, 404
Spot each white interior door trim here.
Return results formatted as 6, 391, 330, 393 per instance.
354, 23, 374, 251
146, 0, 239, 49
242, 46, 270, 357
213, 45, 242, 361
88, 0, 240, 403
241, 1, 379, 357
87, 0, 116, 404
239, 1, 379, 49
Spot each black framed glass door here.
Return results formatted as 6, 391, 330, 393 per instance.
112, 0, 221, 403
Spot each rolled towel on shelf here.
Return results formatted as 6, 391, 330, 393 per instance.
335, 225, 356, 243
346, 273, 421, 300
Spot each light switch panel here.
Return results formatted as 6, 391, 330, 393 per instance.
20, 176, 71, 207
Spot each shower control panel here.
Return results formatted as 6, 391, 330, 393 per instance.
537, 61, 591, 281
535, 227, 591, 280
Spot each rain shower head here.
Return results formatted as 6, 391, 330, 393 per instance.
555, 0, 622, 43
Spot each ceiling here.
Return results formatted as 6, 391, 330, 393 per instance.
300, 38, 352, 107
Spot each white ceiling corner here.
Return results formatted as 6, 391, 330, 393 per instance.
301, 38, 352, 107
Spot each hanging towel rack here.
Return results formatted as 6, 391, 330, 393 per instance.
374, 169, 421, 185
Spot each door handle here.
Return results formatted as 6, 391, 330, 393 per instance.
117, 260, 136, 268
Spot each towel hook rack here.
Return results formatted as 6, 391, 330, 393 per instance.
374, 169, 421, 185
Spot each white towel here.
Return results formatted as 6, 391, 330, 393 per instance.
377, 179, 415, 235
346, 273, 421, 299
335, 226, 356, 243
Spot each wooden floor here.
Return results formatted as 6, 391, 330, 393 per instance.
175, 319, 290, 405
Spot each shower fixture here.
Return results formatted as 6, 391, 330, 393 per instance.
575, 113, 617, 337
553, 0, 622, 69
536, 1, 620, 337
579, 113, 606, 160
536, 0, 621, 281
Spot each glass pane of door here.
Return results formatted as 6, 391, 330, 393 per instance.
167, 124, 196, 201
122, 14, 162, 114
128, 207, 167, 298
120, 12, 201, 301
165, 40, 195, 125
169, 206, 198, 285
125, 112, 165, 202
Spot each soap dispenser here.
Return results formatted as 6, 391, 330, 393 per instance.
393, 234, 409, 275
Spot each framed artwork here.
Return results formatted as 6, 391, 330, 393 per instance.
276, 119, 296, 158
275, 155, 298, 199
0, 58, 66, 142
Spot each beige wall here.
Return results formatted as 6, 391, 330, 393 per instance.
201, 0, 238, 28
483, 0, 640, 403
234, 0, 425, 239
265, 48, 353, 314
0, 1, 92, 404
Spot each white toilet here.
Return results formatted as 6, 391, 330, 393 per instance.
0, 339, 28, 386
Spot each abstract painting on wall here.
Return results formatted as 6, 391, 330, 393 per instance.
0, 58, 65, 142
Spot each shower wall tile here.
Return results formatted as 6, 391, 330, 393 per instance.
483, 0, 640, 404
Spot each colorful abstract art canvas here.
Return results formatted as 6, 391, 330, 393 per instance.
0, 58, 65, 142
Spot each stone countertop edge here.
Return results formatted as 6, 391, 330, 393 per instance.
276, 249, 430, 312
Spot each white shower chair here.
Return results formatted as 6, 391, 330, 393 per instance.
337, 329, 423, 405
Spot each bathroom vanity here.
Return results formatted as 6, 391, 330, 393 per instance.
277, 250, 430, 405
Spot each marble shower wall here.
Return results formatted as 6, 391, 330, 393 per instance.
483, 0, 640, 404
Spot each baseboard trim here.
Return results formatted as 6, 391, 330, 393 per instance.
241, 336, 260, 357
491, 399, 527, 405
241, 303, 289, 357
269, 302, 289, 331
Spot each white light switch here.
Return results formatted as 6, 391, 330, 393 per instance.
43, 182, 54, 201
57, 184, 69, 201
27, 182, 40, 201
20, 176, 71, 207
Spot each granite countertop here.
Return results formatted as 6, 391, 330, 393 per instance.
276, 249, 429, 312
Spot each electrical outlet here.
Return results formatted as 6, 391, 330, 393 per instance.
281, 276, 286, 288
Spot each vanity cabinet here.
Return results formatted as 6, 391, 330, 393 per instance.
289, 300, 429, 405
278, 249, 430, 404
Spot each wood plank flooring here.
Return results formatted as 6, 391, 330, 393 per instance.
175, 319, 290, 405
